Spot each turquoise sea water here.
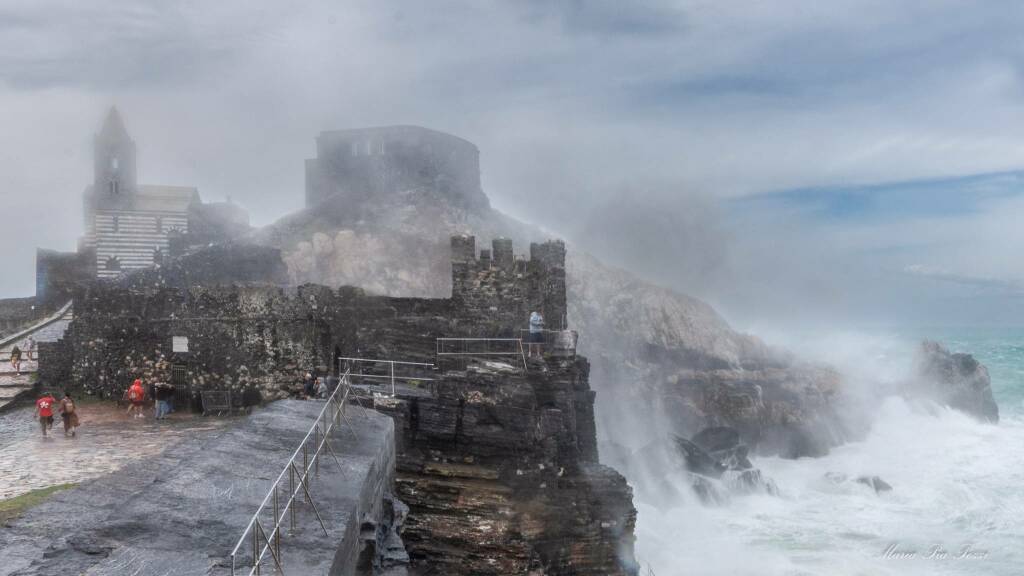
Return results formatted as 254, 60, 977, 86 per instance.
637, 326, 1024, 576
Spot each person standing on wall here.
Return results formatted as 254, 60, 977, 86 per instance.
125, 379, 146, 419
34, 390, 56, 438
59, 392, 79, 437
528, 310, 545, 358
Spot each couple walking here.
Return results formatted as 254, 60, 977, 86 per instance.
34, 391, 79, 438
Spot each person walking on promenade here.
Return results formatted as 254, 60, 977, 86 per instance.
34, 391, 56, 437
528, 310, 545, 358
10, 345, 22, 375
125, 379, 146, 419
59, 392, 79, 437
317, 377, 328, 399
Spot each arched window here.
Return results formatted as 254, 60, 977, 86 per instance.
104, 256, 121, 271
109, 179, 119, 195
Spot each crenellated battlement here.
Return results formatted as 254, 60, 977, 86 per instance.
450, 235, 567, 332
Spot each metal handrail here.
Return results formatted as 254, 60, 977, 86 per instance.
229, 369, 358, 575
435, 337, 527, 369
339, 357, 435, 397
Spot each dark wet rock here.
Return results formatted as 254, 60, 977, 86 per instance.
856, 476, 893, 493
692, 426, 740, 453
674, 436, 726, 479
687, 473, 728, 506
725, 469, 779, 496
711, 444, 753, 471
824, 471, 848, 485
914, 341, 999, 423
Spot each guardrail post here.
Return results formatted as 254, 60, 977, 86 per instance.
314, 423, 320, 476
303, 444, 310, 498
252, 522, 259, 574
289, 467, 296, 533
390, 361, 395, 397
273, 485, 281, 563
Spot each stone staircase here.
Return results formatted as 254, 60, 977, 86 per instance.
0, 302, 73, 408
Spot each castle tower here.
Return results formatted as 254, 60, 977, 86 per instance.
93, 107, 137, 201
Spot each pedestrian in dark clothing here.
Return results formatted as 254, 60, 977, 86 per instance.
154, 382, 176, 419
303, 372, 315, 399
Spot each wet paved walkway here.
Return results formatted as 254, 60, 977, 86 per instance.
0, 402, 231, 500
0, 400, 395, 576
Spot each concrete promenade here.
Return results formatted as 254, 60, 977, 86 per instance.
0, 399, 395, 576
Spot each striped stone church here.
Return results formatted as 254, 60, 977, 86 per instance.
81, 108, 247, 279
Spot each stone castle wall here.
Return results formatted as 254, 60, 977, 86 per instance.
305, 125, 489, 212
55, 236, 564, 398
451, 235, 568, 332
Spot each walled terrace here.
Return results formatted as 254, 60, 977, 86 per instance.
28, 235, 637, 575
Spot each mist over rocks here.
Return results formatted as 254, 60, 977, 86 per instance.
625, 427, 778, 506
912, 340, 999, 423
247, 126, 855, 469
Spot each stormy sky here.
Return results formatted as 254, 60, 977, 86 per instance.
2, 1, 1024, 327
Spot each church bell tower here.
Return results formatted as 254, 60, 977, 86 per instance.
94, 107, 137, 199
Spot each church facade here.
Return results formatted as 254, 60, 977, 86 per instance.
82, 108, 198, 278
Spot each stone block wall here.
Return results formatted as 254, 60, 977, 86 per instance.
450, 236, 568, 333
35, 248, 94, 306
306, 126, 489, 212
0, 297, 39, 336
54, 235, 570, 396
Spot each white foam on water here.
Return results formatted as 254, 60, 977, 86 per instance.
636, 396, 1024, 575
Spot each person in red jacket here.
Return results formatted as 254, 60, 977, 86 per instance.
125, 379, 146, 419
34, 391, 56, 437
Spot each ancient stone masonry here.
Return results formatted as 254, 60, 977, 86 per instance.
451, 235, 569, 333
373, 358, 636, 575
48, 235, 638, 574
305, 125, 489, 212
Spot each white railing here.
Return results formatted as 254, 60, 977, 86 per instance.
229, 369, 358, 575
435, 337, 527, 369
338, 357, 435, 397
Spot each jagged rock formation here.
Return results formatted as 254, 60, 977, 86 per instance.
373, 359, 636, 575
625, 426, 778, 506
912, 340, 999, 422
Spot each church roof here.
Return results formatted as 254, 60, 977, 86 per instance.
99, 106, 131, 141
